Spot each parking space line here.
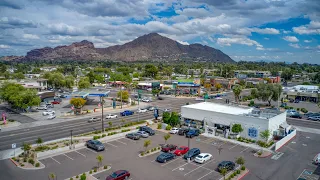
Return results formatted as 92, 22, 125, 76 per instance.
184, 159, 215, 176
106, 142, 118, 147
86, 148, 98, 154
51, 157, 61, 164
75, 150, 86, 157
63, 153, 74, 160
172, 162, 188, 171
116, 140, 127, 145
190, 162, 213, 171
197, 171, 213, 180
229, 144, 238, 150
240, 147, 250, 153
161, 157, 183, 167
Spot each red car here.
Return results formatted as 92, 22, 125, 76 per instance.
174, 146, 189, 156
51, 101, 60, 104
106, 170, 130, 180
161, 144, 177, 152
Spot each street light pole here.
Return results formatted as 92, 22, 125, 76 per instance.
70, 130, 73, 149
120, 86, 123, 109
101, 96, 104, 133
188, 123, 190, 149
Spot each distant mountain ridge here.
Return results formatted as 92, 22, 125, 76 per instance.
6, 33, 234, 62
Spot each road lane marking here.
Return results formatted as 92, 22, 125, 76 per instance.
172, 162, 188, 171
184, 159, 215, 176
116, 140, 127, 145
229, 144, 238, 150
51, 157, 61, 164
240, 147, 250, 153
161, 157, 183, 167
63, 153, 74, 160
106, 142, 118, 147
75, 150, 86, 157
197, 171, 213, 180
86, 148, 98, 154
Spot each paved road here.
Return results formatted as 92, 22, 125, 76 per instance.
0, 106, 36, 123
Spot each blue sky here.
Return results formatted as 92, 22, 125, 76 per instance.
0, 0, 319, 64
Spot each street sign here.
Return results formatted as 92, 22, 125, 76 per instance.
12, 143, 16, 149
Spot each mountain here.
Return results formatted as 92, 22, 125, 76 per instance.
20, 33, 234, 62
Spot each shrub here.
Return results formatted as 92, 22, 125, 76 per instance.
257, 140, 266, 147
28, 159, 35, 165
241, 166, 246, 171
301, 108, 308, 113
102, 134, 106, 138
146, 150, 150, 154
94, 168, 97, 172
165, 125, 172, 130
35, 162, 40, 167
51, 145, 59, 150
158, 147, 161, 150
70, 178, 73, 180
237, 170, 241, 174
35, 145, 50, 152
157, 123, 162, 129
104, 165, 108, 169
136, 126, 140, 129
257, 151, 262, 156
93, 135, 101, 140
228, 136, 231, 139
16, 159, 20, 163
121, 129, 130, 133
76, 175, 79, 178
89, 170, 92, 174
297, 108, 300, 111
23, 158, 27, 162
20, 163, 25, 167
12, 157, 16, 161
230, 174, 234, 178
233, 172, 237, 176
141, 152, 144, 156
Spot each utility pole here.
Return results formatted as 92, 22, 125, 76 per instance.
120, 85, 123, 109
188, 123, 190, 149
101, 96, 104, 132
70, 130, 73, 149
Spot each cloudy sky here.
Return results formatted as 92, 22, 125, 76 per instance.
0, 0, 319, 64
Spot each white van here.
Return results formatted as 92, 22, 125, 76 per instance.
313, 153, 320, 164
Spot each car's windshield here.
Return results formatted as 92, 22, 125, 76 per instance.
111, 172, 118, 178
197, 155, 203, 158
178, 147, 184, 150
93, 141, 102, 145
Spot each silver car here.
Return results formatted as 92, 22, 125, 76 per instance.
136, 131, 149, 138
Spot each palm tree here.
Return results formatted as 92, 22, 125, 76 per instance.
143, 140, 151, 152
96, 155, 103, 169
164, 134, 171, 144
232, 85, 242, 103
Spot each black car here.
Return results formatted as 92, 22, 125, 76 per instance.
178, 128, 189, 136
218, 161, 235, 172
139, 126, 155, 135
126, 133, 141, 140
156, 153, 176, 163
183, 148, 200, 160
86, 140, 105, 151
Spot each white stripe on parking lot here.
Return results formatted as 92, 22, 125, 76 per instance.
240, 147, 250, 153
161, 157, 183, 167
51, 157, 61, 164
116, 140, 127, 145
185, 159, 215, 176
63, 153, 74, 160
172, 162, 188, 171
197, 171, 213, 180
86, 148, 98, 154
106, 142, 118, 147
75, 150, 86, 157
229, 144, 238, 150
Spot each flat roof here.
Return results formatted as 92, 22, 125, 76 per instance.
182, 102, 253, 115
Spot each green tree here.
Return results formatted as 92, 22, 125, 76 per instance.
14, 72, 25, 81
163, 112, 171, 124
108, 121, 112, 127
235, 157, 245, 166
143, 140, 151, 152
312, 72, 320, 84
169, 112, 180, 127
251, 84, 282, 106
164, 134, 171, 144
144, 64, 158, 78
133, 72, 140, 78
260, 130, 271, 143
281, 68, 293, 81
151, 89, 160, 96
22, 142, 31, 157
232, 85, 242, 103
70, 98, 86, 109
50, 73, 65, 88
231, 124, 243, 134
80, 173, 86, 180
117, 90, 129, 101
78, 77, 90, 89
86, 71, 96, 84
215, 83, 222, 91
36, 138, 43, 147
64, 75, 75, 89
96, 155, 103, 168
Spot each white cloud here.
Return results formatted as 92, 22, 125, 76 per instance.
264, 37, 269, 40
176, 40, 190, 45
286, 52, 293, 55
304, 40, 312, 43
23, 34, 40, 39
283, 30, 291, 34
48, 23, 83, 36
289, 43, 300, 48
293, 21, 320, 35
0, 45, 10, 49
318, 45, 320, 49
217, 37, 262, 49
250, 28, 280, 34
283, 36, 299, 42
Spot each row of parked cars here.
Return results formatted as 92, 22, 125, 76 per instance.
156, 145, 235, 172
126, 126, 155, 140
287, 109, 320, 121
170, 127, 200, 138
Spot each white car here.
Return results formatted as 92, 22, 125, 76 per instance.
106, 114, 118, 119
36, 106, 47, 110
142, 99, 151, 102
163, 108, 171, 112
137, 108, 147, 113
88, 117, 101, 122
215, 97, 223, 100
170, 127, 179, 134
47, 114, 56, 120
194, 153, 212, 164
42, 110, 55, 116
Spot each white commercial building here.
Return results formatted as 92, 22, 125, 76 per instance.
181, 102, 290, 141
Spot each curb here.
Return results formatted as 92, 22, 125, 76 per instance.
9, 158, 19, 166
10, 158, 46, 170
238, 169, 250, 180
275, 133, 296, 152
138, 149, 161, 158
65, 166, 111, 180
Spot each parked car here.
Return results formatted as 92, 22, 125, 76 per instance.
161, 144, 177, 152
313, 153, 320, 165
289, 113, 302, 119
178, 128, 189, 136
142, 98, 151, 102
186, 129, 200, 138
126, 133, 140, 140
106, 170, 130, 180
86, 140, 105, 151
294, 100, 300, 103
137, 108, 147, 113
174, 146, 189, 156
183, 148, 201, 160
36, 106, 47, 110
308, 116, 320, 121
307, 113, 320, 117
51, 101, 60, 104
106, 114, 118, 119
156, 153, 176, 163
139, 126, 155, 135
42, 110, 55, 116
170, 127, 179, 134
120, 110, 134, 116
147, 106, 156, 111
88, 117, 101, 122
136, 131, 149, 138
47, 114, 56, 119
60, 95, 66, 98
218, 161, 235, 172
195, 153, 212, 164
